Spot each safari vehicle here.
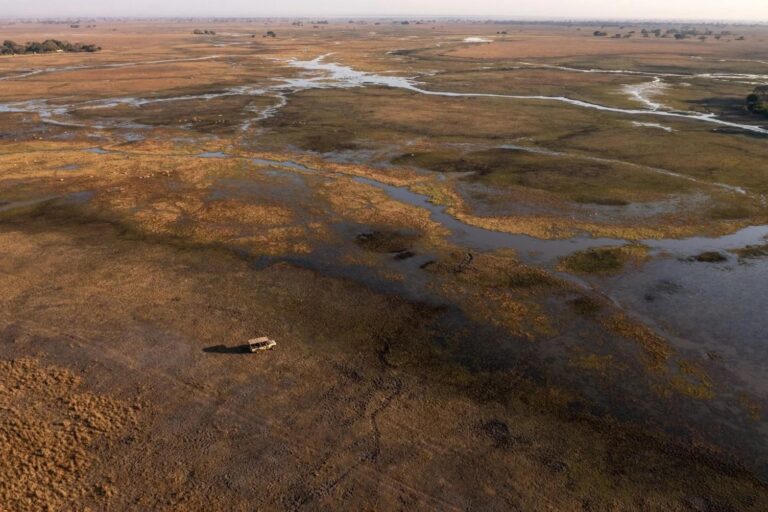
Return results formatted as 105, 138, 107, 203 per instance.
247, 337, 277, 352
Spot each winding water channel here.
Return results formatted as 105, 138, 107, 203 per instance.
2, 53, 768, 135
59, 146, 762, 267
284, 55, 768, 135
3, 49, 768, 393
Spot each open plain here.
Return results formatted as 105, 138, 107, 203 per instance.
2, 18, 768, 510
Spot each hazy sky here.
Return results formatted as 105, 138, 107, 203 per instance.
4, 0, 768, 22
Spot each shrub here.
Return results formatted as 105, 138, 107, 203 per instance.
747, 88, 768, 115
693, 251, 727, 263
559, 246, 648, 275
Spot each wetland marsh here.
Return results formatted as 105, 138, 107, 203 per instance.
2, 18, 768, 510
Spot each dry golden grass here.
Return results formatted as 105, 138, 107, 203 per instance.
602, 312, 674, 370
445, 30, 768, 60
0, 358, 138, 511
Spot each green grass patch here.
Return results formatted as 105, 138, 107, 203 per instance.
559, 245, 648, 274
568, 295, 603, 317
731, 243, 768, 260
391, 150, 488, 173
693, 251, 727, 263
355, 230, 420, 253
505, 268, 559, 288
707, 205, 752, 220
573, 195, 630, 206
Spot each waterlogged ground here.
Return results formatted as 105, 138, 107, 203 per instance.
2, 20, 768, 510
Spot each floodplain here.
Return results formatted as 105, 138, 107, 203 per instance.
2, 18, 768, 510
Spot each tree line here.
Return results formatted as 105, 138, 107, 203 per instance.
1, 39, 100, 55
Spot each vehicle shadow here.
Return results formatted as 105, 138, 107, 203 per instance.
202, 344, 249, 354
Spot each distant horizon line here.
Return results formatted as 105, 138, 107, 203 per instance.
1, 15, 767, 25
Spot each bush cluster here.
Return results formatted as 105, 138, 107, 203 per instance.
747, 87, 768, 115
